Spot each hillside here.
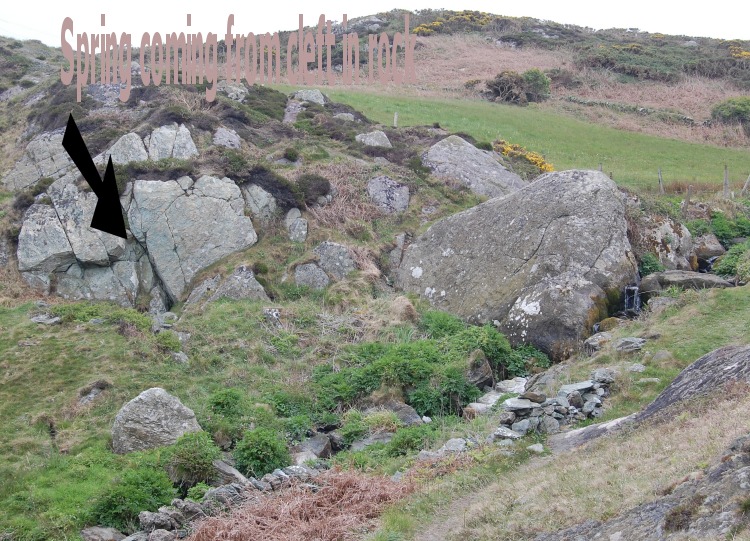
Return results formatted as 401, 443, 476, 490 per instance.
0, 10, 749, 541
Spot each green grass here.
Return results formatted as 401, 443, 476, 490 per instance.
272, 84, 750, 190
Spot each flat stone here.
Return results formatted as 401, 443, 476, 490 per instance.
356, 130, 392, 148
503, 397, 538, 411
614, 337, 646, 352
30, 314, 61, 325
526, 443, 545, 454
439, 438, 467, 453
628, 363, 647, 373
334, 112, 355, 121
591, 367, 616, 384
558, 381, 595, 395
492, 426, 523, 440
496, 377, 527, 394
584, 332, 613, 352
293, 89, 326, 106
350, 432, 394, 451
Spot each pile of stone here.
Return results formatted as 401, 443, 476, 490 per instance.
489, 368, 616, 441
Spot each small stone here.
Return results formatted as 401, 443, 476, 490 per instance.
439, 438, 467, 453
614, 337, 646, 353
558, 381, 595, 395
526, 443, 545, 454
591, 367, 616, 384
147, 530, 175, 541
498, 411, 516, 425
511, 419, 530, 435
628, 363, 647, 373
355, 130, 392, 148
334, 112, 355, 121
584, 332, 612, 352
520, 391, 546, 403
171, 351, 188, 364
422, 415, 432, 423
652, 350, 673, 363
492, 426, 522, 440
31, 314, 61, 325
637, 378, 661, 384
539, 415, 560, 434
567, 391, 584, 409
81, 527, 126, 541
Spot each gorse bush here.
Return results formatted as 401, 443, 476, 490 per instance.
167, 431, 221, 491
88, 468, 176, 533
486, 69, 551, 106
713, 241, 750, 278
234, 428, 291, 478
522, 68, 551, 102
712, 96, 750, 135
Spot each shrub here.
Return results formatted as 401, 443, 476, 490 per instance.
713, 241, 750, 277
283, 414, 313, 443
475, 141, 493, 151
234, 428, 291, 478
167, 431, 221, 490
712, 96, 750, 134
209, 388, 245, 418
639, 253, 665, 277
155, 330, 181, 352
283, 147, 300, 162
339, 410, 368, 445
186, 482, 211, 501
685, 219, 711, 237
386, 424, 436, 456
295, 173, 331, 206
486, 70, 528, 105
88, 468, 176, 533
522, 68, 551, 102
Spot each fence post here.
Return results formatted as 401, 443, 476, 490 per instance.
393, 111, 398, 128
724, 164, 730, 199
598, 162, 603, 172
658, 168, 664, 194
742, 173, 750, 197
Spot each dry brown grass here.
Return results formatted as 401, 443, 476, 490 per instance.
0, 264, 35, 307
441, 386, 750, 541
303, 160, 383, 233
187, 469, 413, 541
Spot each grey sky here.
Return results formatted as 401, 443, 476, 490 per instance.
1, 1, 746, 47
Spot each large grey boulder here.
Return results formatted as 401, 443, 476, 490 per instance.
2, 131, 73, 191
55, 261, 139, 306
640, 270, 733, 299
104, 133, 148, 165
693, 233, 725, 259
112, 388, 201, 454
421, 135, 525, 198
17, 204, 76, 274
128, 176, 257, 301
147, 124, 198, 161
356, 130, 392, 148
396, 170, 637, 356
367, 176, 410, 213
313, 241, 357, 280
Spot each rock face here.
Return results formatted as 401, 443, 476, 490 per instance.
637, 216, 693, 270
2, 131, 73, 191
105, 132, 148, 165
128, 176, 257, 301
17, 204, 76, 274
638, 345, 750, 422
241, 184, 278, 225
536, 432, 750, 541
147, 124, 198, 161
112, 388, 201, 454
640, 270, 733, 299
367, 176, 410, 213
421, 135, 525, 198
396, 170, 637, 356
356, 130, 392, 148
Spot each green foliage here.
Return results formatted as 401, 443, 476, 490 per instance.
263, 389, 312, 418
88, 468, 176, 533
712, 96, 750, 132
441, 324, 512, 371
498, 344, 551, 378
186, 482, 211, 502
710, 212, 750, 246
486, 70, 528, 105
283, 147, 300, 162
222, 148, 250, 175
166, 431, 221, 490
475, 141, 493, 151
339, 410, 368, 445
51, 302, 152, 332
209, 388, 245, 418
155, 330, 181, 352
419, 310, 465, 339
283, 414, 313, 443
385, 424, 437, 457
713, 241, 750, 278
685, 219, 711, 237
522, 68, 551, 102
639, 253, 665, 277
233, 428, 291, 478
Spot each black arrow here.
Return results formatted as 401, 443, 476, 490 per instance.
62, 114, 127, 239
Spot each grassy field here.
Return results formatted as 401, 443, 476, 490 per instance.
273, 84, 750, 191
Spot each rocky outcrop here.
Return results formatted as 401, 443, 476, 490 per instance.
185, 266, 268, 309
104, 132, 148, 165
638, 345, 750, 422
111, 388, 201, 454
294, 263, 330, 289
146, 124, 198, 161
213, 127, 241, 149
1, 130, 73, 191
640, 270, 733, 299
293, 89, 326, 106
693, 234, 725, 260
396, 170, 637, 356
421, 135, 524, 198
241, 184, 278, 225
536, 432, 750, 540
367, 176, 410, 213
637, 216, 694, 270
127, 176, 257, 302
